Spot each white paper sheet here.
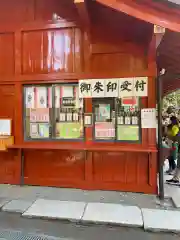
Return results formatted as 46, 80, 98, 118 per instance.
84, 115, 92, 125
0, 119, 11, 135
62, 86, 74, 98
36, 87, 47, 108
141, 108, 156, 128
66, 113, 72, 122
59, 113, 66, 121
25, 87, 35, 108
73, 113, 79, 121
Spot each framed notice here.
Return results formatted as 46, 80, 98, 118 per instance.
95, 122, 115, 140
30, 108, 50, 122
56, 122, 82, 139
39, 123, 49, 138
99, 104, 110, 119
84, 113, 92, 126
117, 125, 139, 141
0, 119, 11, 136
30, 123, 39, 138
30, 123, 49, 138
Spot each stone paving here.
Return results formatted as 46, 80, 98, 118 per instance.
82, 202, 143, 227
0, 184, 179, 233
142, 208, 180, 233
23, 199, 86, 221
0, 184, 173, 209
2, 199, 35, 213
21, 198, 180, 233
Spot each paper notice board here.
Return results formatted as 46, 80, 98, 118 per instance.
0, 119, 11, 135
141, 108, 156, 128
117, 125, 139, 141
56, 122, 82, 139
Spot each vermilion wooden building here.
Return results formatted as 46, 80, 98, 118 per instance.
0, 0, 180, 194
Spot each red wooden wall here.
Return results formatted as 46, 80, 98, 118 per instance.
0, 0, 157, 193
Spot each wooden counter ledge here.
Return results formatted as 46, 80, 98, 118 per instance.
8, 144, 157, 153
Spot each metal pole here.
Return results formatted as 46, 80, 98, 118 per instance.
20, 149, 24, 186
157, 73, 164, 200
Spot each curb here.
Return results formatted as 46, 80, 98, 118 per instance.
21, 211, 180, 234
2, 198, 180, 233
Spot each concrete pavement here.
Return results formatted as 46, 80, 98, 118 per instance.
0, 184, 179, 233
0, 212, 179, 240
21, 199, 180, 233
0, 197, 179, 233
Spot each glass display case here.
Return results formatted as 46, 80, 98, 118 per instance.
24, 85, 52, 140
24, 84, 141, 142
93, 97, 141, 142
116, 97, 140, 141
54, 85, 84, 140
24, 84, 84, 141
93, 98, 115, 140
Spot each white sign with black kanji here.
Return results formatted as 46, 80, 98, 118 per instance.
91, 79, 105, 98
118, 78, 134, 97
134, 77, 148, 97
79, 80, 92, 98
78, 77, 148, 98
105, 79, 118, 97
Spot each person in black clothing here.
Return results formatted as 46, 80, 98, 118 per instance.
165, 124, 177, 174
166, 116, 180, 184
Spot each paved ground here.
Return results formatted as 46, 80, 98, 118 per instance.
0, 184, 173, 210
0, 212, 179, 240
0, 184, 179, 232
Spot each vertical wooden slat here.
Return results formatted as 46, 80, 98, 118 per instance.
148, 34, 156, 147
14, 30, 23, 144
83, 31, 91, 72
14, 30, 23, 185
84, 97, 93, 182
148, 153, 153, 186
14, 31, 21, 76
136, 154, 140, 184
124, 152, 128, 183
15, 31, 22, 75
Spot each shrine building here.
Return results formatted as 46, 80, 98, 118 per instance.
0, 0, 179, 194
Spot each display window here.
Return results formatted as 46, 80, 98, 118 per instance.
24, 84, 84, 141
93, 97, 141, 142
24, 84, 141, 143
54, 84, 84, 140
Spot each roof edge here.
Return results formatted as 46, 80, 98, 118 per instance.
96, 0, 180, 32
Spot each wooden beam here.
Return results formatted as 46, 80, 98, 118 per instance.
154, 25, 165, 49
74, 0, 91, 30
96, 0, 180, 32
